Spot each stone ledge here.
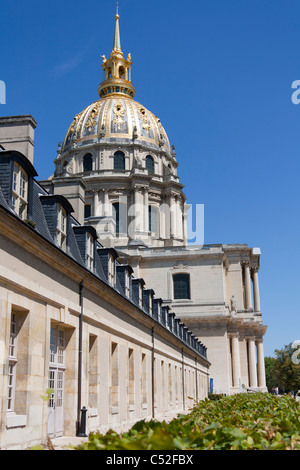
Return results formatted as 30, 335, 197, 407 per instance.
6, 413, 27, 428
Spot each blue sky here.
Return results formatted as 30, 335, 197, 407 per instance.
1, 0, 300, 357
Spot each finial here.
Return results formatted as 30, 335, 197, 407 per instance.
98, 2, 136, 99
113, 2, 122, 52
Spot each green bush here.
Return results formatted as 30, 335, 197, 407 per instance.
75, 393, 300, 450
208, 393, 225, 401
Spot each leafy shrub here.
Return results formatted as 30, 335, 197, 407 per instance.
75, 393, 300, 450
208, 393, 225, 401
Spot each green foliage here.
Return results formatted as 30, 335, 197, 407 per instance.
265, 343, 300, 393
265, 356, 277, 392
75, 393, 300, 450
208, 393, 225, 401
40, 388, 54, 402
273, 343, 300, 392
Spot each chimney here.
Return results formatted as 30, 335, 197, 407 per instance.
0, 115, 37, 164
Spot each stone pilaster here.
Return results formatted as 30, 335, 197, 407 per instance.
247, 337, 257, 388
252, 268, 261, 313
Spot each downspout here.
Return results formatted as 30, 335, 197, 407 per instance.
77, 280, 84, 435
195, 357, 198, 403
182, 348, 185, 411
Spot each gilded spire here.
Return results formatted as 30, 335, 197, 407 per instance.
98, 4, 135, 99
113, 2, 122, 53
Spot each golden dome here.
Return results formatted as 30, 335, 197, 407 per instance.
61, 6, 171, 155
61, 97, 171, 154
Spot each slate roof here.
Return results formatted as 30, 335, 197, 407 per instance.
0, 149, 208, 360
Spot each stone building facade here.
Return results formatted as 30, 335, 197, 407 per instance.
0, 143, 209, 449
0, 5, 267, 450
39, 9, 267, 396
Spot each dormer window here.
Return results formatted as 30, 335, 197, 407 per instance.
108, 253, 115, 286
149, 293, 153, 316
86, 232, 94, 270
139, 283, 143, 307
12, 162, 28, 220
125, 270, 130, 298
56, 204, 67, 250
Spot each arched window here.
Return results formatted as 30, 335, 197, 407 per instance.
173, 273, 190, 300
83, 153, 93, 172
146, 155, 154, 174
148, 205, 159, 237
119, 66, 125, 79
114, 151, 125, 170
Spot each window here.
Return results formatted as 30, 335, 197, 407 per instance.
84, 204, 91, 219
108, 254, 115, 286
12, 162, 28, 220
83, 153, 93, 172
119, 66, 125, 79
149, 294, 153, 316
125, 271, 130, 298
139, 283, 143, 308
50, 327, 65, 365
173, 273, 190, 300
56, 204, 67, 250
112, 202, 126, 235
114, 151, 125, 170
86, 232, 94, 270
148, 205, 159, 236
145, 155, 154, 174
112, 202, 120, 235
7, 313, 17, 412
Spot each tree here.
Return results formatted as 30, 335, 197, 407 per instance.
269, 343, 300, 393
264, 356, 277, 392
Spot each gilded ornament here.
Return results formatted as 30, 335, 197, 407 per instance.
113, 100, 125, 129
85, 102, 101, 133
69, 112, 82, 135
157, 119, 167, 140
138, 107, 151, 132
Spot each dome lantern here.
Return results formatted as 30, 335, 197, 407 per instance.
98, 4, 135, 99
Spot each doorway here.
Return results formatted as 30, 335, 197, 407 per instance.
48, 327, 66, 438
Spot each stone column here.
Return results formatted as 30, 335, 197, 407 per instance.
93, 190, 99, 217
256, 339, 266, 389
144, 187, 149, 234
169, 194, 176, 238
136, 186, 144, 233
248, 337, 257, 388
129, 187, 138, 238
252, 268, 261, 312
231, 334, 241, 389
176, 197, 183, 240
130, 186, 144, 236
103, 189, 110, 216
160, 197, 166, 239
243, 262, 253, 310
